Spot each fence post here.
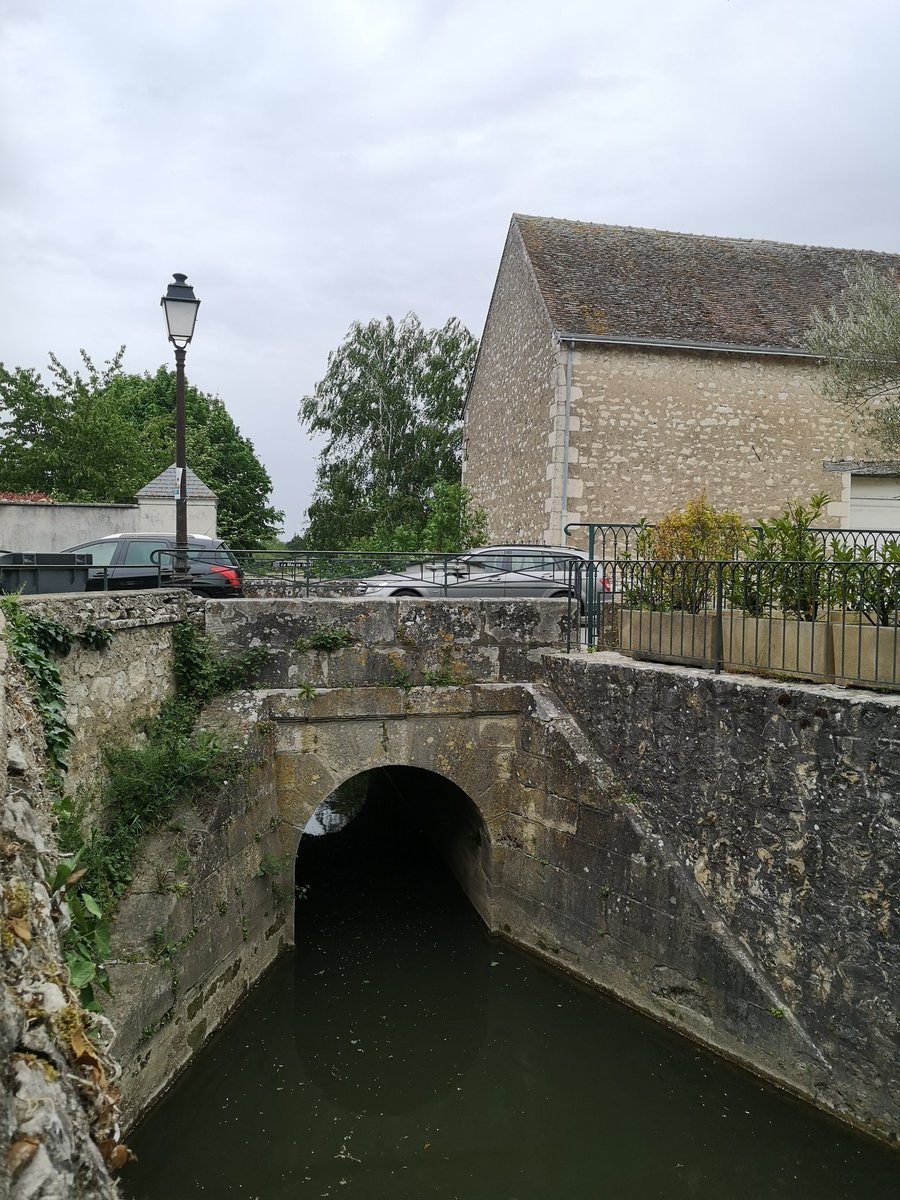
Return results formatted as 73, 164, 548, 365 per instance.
713, 562, 724, 674
586, 526, 597, 648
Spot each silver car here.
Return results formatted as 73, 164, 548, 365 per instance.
354, 545, 600, 603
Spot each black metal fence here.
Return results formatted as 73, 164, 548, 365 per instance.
564, 521, 900, 563
573, 556, 900, 690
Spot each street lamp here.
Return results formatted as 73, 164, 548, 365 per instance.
160, 273, 201, 584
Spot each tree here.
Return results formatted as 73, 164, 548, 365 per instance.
298, 313, 480, 551
806, 265, 900, 452
0, 350, 282, 547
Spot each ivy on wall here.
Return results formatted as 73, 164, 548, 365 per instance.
1, 605, 270, 1008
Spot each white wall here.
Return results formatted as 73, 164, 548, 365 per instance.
0, 497, 217, 552
0, 503, 141, 552
136, 497, 217, 538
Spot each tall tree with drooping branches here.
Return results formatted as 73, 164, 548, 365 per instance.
298, 313, 480, 551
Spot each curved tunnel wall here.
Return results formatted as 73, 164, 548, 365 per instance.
269, 686, 522, 928
300, 766, 494, 925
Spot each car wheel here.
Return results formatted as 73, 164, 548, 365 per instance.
551, 590, 585, 616
392, 588, 422, 597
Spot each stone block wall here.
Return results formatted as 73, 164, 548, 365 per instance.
1, 613, 122, 1199
18, 590, 196, 791
103, 697, 291, 1126
462, 221, 558, 544
204, 597, 570, 688
564, 344, 865, 540
529, 651, 900, 1144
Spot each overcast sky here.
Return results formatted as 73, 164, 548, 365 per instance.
2, 0, 899, 536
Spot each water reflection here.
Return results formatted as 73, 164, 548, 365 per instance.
125, 775, 900, 1199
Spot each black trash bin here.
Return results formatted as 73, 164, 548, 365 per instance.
0, 552, 91, 595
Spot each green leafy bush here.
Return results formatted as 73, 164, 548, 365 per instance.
830, 538, 900, 626
733, 493, 833, 619
623, 495, 747, 612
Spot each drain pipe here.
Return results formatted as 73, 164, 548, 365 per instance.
559, 340, 574, 544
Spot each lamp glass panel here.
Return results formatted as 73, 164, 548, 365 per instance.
163, 298, 199, 343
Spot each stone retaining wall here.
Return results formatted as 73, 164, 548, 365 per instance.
103, 695, 290, 1126
1, 613, 122, 1199
18, 590, 196, 790
535, 651, 900, 1144
5, 592, 900, 1183
205, 596, 569, 688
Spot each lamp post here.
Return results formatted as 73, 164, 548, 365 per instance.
160, 273, 201, 584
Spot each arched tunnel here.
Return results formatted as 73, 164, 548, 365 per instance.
290, 768, 494, 1112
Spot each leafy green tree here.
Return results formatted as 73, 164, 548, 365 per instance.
806, 265, 900, 452
0, 349, 149, 502
0, 350, 282, 547
349, 481, 487, 556
299, 313, 480, 551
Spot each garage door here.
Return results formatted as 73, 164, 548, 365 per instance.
848, 474, 900, 530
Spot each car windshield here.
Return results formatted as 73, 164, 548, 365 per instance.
72, 540, 117, 567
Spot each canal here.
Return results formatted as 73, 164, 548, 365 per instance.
125, 770, 899, 1198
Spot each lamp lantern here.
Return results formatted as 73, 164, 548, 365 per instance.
161, 272, 201, 347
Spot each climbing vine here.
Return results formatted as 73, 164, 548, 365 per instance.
58, 622, 271, 930
2, 599, 75, 772
1, 604, 271, 1007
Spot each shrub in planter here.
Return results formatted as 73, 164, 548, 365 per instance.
829, 540, 900, 686
619, 495, 747, 666
730, 492, 836, 620
830, 539, 900, 627
622, 494, 747, 613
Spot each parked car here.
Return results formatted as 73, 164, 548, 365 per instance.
61, 533, 244, 598
354, 545, 608, 605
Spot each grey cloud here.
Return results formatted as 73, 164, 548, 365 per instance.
1, 0, 899, 535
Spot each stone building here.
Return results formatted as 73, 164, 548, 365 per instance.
462, 214, 900, 546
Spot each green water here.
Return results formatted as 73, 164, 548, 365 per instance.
125, 783, 899, 1199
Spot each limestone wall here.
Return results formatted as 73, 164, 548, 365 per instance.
1, 613, 122, 1199
565, 344, 866, 538
205, 596, 570, 687
18, 590, 195, 790
462, 223, 558, 544
6, 589, 899, 1171
103, 697, 290, 1127
523, 651, 900, 1144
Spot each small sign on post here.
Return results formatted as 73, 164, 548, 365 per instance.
174, 467, 184, 499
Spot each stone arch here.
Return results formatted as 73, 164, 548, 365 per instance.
272, 704, 520, 926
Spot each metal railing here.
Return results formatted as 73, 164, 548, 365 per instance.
573, 556, 900, 690
231, 549, 585, 602
564, 522, 900, 563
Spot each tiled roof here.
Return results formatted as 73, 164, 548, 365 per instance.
513, 214, 900, 352
135, 465, 217, 499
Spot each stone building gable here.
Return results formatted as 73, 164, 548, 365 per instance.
463, 221, 559, 543
513, 214, 900, 351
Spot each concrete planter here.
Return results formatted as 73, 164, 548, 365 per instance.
721, 615, 834, 683
620, 609, 714, 667
832, 623, 900, 688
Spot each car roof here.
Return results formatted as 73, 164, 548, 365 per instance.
93, 533, 219, 543
469, 544, 587, 558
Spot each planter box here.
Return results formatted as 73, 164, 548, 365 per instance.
832, 623, 900, 688
619, 610, 714, 668
621, 610, 836, 684
720, 615, 834, 683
